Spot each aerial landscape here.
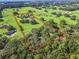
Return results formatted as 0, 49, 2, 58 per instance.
0, 0, 79, 59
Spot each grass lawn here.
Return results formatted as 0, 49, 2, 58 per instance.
0, 29, 7, 34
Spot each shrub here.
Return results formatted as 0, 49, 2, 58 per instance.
30, 19, 38, 25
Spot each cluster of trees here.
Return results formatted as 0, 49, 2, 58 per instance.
51, 12, 62, 17
63, 13, 77, 20
51, 11, 77, 21
48, 20, 59, 30
20, 19, 29, 23
20, 19, 39, 25
59, 5, 79, 11
63, 13, 71, 17
52, 6, 57, 10
36, 7, 42, 10
0, 36, 8, 50
44, 9, 48, 12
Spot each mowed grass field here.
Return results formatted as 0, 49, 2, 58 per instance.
0, 6, 77, 37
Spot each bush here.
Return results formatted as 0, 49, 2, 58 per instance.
30, 19, 38, 25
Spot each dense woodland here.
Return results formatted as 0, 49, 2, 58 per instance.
0, 22, 79, 59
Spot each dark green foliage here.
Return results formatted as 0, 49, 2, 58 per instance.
60, 20, 68, 28
64, 13, 71, 17
30, 19, 39, 25
51, 12, 57, 15
70, 15, 77, 20
0, 11, 3, 18
60, 6, 79, 11
0, 36, 8, 50
51, 12, 62, 17
28, 10, 33, 13
0, 19, 4, 22
20, 19, 29, 23
0, 33, 2, 37
52, 6, 57, 10
13, 12, 19, 15
60, 20, 67, 25
44, 9, 48, 12
48, 20, 59, 29
7, 25, 16, 31
40, 17, 46, 21
36, 7, 42, 10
